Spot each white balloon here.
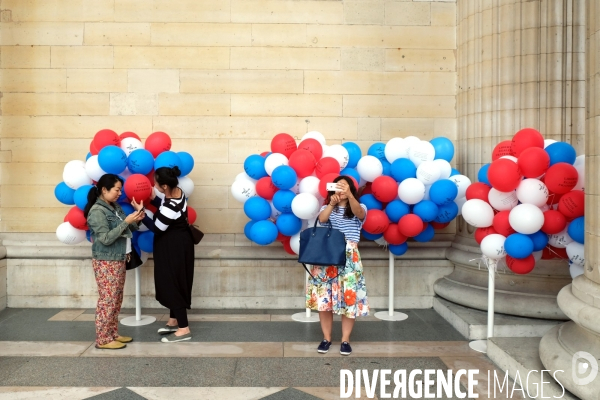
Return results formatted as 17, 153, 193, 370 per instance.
416, 161, 441, 185
231, 179, 256, 203
120, 167, 132, 180
569, 263, 584, 279
178, 176, 195, 196
398, 178, 425, 205
140, 251, 150, 263
138, 210, 154, 232
403, 136, 421, 150
290, 178, 301, 194
538, 204, 550, 212
488, 188, 518, 211
264, 153, 289, 176
120, 137, 143, 156
462, 199, 495, 227
515, 179, 549, 207
56, 222, 86, 245
544, 139, 557, 148
454, 196, 467, 216
423, 184, 432, 201
449, 174, 472, 199
299, 176, 320, 197
385, 138, 409, 163
548, 227, 573, 248
235, 172, 257, 183
291, 193, 320, 219
323, 144, 349, 169
409, 141, 435, 167
533, 250, 543, 261
573, 155, 585, 191
290, 232, 301, 254
63, 160, 92, 189
508, 204, 545, 234
356, 155, 383, 182
269, 200, 281, 220
154, 187, 165, 200
84, 155, 107, 182
433, 159, 452, 180
500, 155, 518, 163
566, 242, 585, 266
301, 131, 326, 147
374, 237, 388, 246
64, 159, 85, 171
480, 234, 507, 260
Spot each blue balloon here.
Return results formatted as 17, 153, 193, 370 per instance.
250, 220, 279, 245
342, 142, 362, 168
138, 231, 154, 253
505, 233, 534, 259
450, 168, 461, 177
86, 152, 92, 161
527, 230, 549, 251
271, 165, 297, 190
367, 142, 386, 162
360, 194, 382, 210
244, 221, 256, 241
54, 182, 76, 205
276, 213, 302, 236
435, 202, 459, 223
340, 167, 361, 184
545, 142, 576, 166
273, 190, 296, 213
430, 137, 455, 162
86, 230, 92, 243
478, 164, 491, 186
568, 217, 585, 244
177, 152, 195, 176
385, 199, 410, 223
74, 185, 93, 210
244, 154, 268, 180
414, 224, 435, 242
413, 200, 439, 222
389, 242, 408, 256
362, 230, 383, 241
381, 160, 392, 177
390, 158, 417, 182
243, 197, 272, 221
118, 188, 128, 203
154, 151, 182, 171
98, 145, 127, 174
127, 149, 154, 175
132, 230, 140, 245
429, 179, 459, 206
119, 202, 135, 216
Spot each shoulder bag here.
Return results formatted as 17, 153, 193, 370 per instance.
298, 219, 347, 281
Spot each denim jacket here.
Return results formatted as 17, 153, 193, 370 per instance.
87, 198, 139, 261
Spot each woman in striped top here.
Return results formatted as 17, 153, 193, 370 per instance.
306, 175, 370, 356
138, 166, 195, 343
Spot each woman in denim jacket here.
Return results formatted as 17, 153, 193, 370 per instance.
84, 174, 145, 350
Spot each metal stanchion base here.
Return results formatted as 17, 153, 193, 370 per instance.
120, 315, 157, 326
374, 311, 409, 321
468, 339, 487, 353
291, 312, 320, 322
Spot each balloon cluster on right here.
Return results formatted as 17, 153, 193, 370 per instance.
461, 128, 585, 277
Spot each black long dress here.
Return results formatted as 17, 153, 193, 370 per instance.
150, 194, 195, 310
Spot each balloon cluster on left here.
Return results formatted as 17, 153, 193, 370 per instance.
54, 129, 197, 256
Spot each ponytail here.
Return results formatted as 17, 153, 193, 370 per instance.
83, 174, 123, 219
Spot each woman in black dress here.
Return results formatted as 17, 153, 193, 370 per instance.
136, 166, 195, 342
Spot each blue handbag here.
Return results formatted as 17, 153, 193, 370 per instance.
298, 219, 347, 280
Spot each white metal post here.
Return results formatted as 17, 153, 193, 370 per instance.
120, 266, 157, 327
374, 250, 408, 321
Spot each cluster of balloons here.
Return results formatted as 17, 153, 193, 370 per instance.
55, 129, 197, 256
461, 128, 585, 277
232, 132, 463, 256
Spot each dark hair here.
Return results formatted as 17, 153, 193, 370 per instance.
83, 174, 124, 219
154, 166, 181, 189
326, 175, 359, 219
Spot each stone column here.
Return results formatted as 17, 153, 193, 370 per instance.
434, 0, 585, 319
539, 1, 600, 397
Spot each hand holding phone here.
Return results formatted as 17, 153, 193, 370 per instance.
326, 182, 341, 192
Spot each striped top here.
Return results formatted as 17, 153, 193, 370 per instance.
154, 192, 187, 231
318, 204, 367, 243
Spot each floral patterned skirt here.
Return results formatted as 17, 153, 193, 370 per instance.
305, 241, 369, 318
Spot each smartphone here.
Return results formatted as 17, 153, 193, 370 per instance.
139, 207, 145, 213
326, 182, 340, 192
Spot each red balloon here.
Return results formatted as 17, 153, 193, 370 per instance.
544, 162, 578, 194
145, 131, 172, 158
146, 170, 155, 184
542, 245, 568, 260
506, 255, 536, 274
517, 147, 550, 178
398, 214, 423, 237
319, 172, 341, 198
288, 149, 316, 178
492, 211, 515, 237
361, 182, 373, 196
363, 209, 390, 234
66, 206, 88, 230
474, 227, 498, 244
421, 221, 429, 233
541, 210, 567, 234
371, 176, 398, 203
260, 151, 270, 157
383, 223, 407, 245
271, 133, 297, 158
146, 203, 157, 214
465, 182, 492, 202
124, 174, 153, 202
487, 158, 523, 191
256, 177, 278, 200
283, 238, 296, 255
492, 140, 513, 161
315, 157, 341, 179
430, 221, 450, 230
297, 138, 323, 162
511, 128, 544, 156
187, 206, 197, 225
93, 129, 120, 150
120, 131, 141, 140
558, 190, 584, 220
90, 140, 99, 156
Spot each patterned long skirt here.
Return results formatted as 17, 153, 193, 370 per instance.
305, 241, 370, 318
92, 259, 126, 346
